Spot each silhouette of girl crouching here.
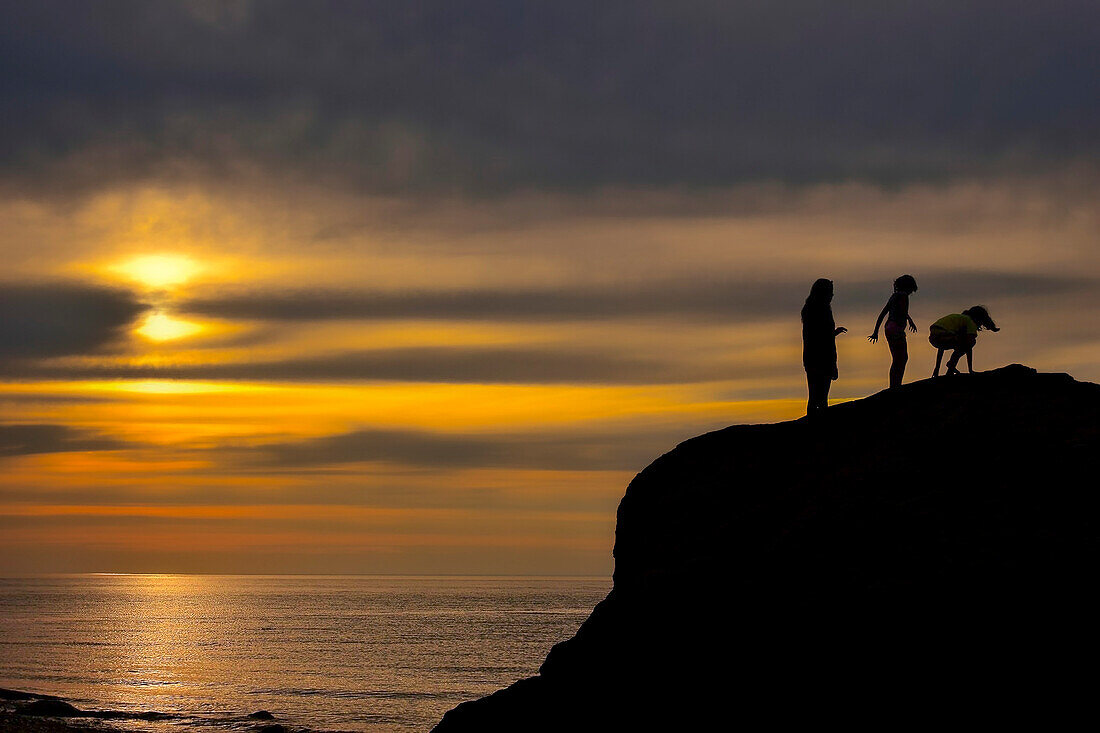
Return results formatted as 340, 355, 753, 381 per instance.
802, 278, 847, 415
869, 274, 918, 389
929, 305, 999, 376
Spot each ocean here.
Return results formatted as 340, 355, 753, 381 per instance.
0, 574, 611, 732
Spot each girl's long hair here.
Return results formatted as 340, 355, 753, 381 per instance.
963, 305, 1000, 331
801, 278, 833, 323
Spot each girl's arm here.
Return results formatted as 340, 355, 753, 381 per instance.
868, 301, 890, 342
899, 293, 917, 332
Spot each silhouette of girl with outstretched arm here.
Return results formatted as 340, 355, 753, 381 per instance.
868, 274, 918, 388
802, 278, 846, 415
929, 305, 1000, 376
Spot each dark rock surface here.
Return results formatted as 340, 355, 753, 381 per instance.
434, 365, 1100, 731
0, 712, 106, 733
0, 690, 40, 701
255, 724, 287, 733
20, 700, 81, 717
249, 710, 276, 720
4, 689, 191, 732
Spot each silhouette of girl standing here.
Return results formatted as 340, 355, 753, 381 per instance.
929, 305, 1000, 376
868, 274, 918, 389
802, 278, 846, 415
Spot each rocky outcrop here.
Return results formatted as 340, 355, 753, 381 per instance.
2, 688, 178, 728
435, 365, 1100, 730
21, 700, 82, 717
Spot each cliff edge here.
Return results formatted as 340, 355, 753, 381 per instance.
434, 365, 1099, 730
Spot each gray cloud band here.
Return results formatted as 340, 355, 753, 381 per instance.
180, 271, 1091, 323
239, 426, 693, 472
0, 283, 148, 358
0, 423, 131, 457
2, 1, 1097, 195
0, 347, 748, 385
0, 271, 1090, 386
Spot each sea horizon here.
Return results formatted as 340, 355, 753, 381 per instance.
2, 572, 611, 579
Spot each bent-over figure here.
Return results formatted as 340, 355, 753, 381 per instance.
929, 305, 999, 376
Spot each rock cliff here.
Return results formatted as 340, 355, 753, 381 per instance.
434, 365, 1099, 730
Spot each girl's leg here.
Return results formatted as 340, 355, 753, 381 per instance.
888, 336, 908, 388
952, 335, 977, 374
946, 349, 963, 374
807, 374, 828, 414
934, 348, 945, 376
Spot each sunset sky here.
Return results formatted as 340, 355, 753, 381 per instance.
2, 1, 1097, 574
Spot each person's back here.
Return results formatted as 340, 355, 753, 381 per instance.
886, 292, 910, 326
802, 303, 836, 367
931, 313, 977, 337
929, 306, 998, 376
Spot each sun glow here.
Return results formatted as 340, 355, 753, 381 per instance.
92, 380, 250, 395
136, 312, 204, 341
111, 254, 202, 289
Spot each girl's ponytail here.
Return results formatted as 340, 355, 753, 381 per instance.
964, 305, 999, 332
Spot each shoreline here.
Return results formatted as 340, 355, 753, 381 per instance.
1, 688, 119, 733
0, 688, 293, 733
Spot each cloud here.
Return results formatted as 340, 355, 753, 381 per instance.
0, 423, 130, 457
242, 426, 684, 471
179, 271, 1092, 323
180, 279, 801, 322
1, 271, 1086, 386
0, 283, 147, 358
0, 346, 735, 385
883, 271, 1095, 308
2, 1, 1096, 196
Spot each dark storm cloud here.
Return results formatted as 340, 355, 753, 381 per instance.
2, 1, 1097, 195
245, 427, 680, 471
0, 283, 147, 358
0, 346, 737, 384
179, 271, 1092, 323
0, 423, 130, 457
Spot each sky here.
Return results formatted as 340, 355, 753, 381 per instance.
1, 1, 1098, 575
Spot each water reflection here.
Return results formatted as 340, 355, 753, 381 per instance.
0, 575, 610, 732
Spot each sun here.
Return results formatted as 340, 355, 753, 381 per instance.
111, 254, 202, 289
135, 312, 204, 342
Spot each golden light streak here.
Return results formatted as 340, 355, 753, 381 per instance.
0, 456, 631, 504
0, 526, 612, 552
87, 380, 251, 395
0, 379, 810, 445
0, 504, 609, 523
